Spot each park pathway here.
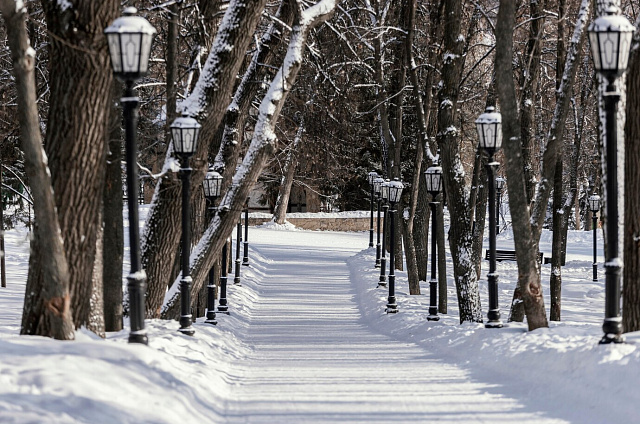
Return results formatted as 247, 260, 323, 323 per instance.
221, 229, 565, 423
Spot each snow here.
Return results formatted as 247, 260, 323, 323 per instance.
0, 206, 639, 422
57, 0, 72, 11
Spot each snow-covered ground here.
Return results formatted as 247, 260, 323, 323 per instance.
0, 210, 638, 423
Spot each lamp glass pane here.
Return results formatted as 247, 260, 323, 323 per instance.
618, 30, 633, 70
172, 128, 183, 153
106, 33, 122, 72
368, 171, 378, 185
388, 182, 403, 203
589, 31, 602, 70
122, 33, 141, 73
381, 183, 389, 200
139, 33, 153, 73
373, 177, 384, 195
599, 31, 619, 71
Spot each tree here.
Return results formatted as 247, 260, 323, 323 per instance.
623, 15, 640, 333
162, 0, 337, 318
142, 0, 269, 318
436, 0, 483, 323
0, 0, 74, 339
273, 117, 304, 224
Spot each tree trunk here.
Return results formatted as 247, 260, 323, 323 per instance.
437, 200, 447, 314
28, 1, 119, 331
143, 0, 269, 318
521, 0, 546, 204
550, 158, 564, 321
0, 0, 74, 339
437, 0, 482, 323
496, 0, 548, 330
89, 208, 105, 337
161, 0, 337, 318
273, 119, 303, 224
103, 81, 124, 333
549, 0, 567, 322
623, 27, 640, 333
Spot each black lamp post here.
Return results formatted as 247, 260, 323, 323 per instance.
495, 177, 506, 235
588, 5, 634, 344
105, 7, 156, 345
171, 114, 201, 335
378, 181, 389, 287
368, 171, 379, 248
242, 197, 250, 266
385, 179, 404, 314
218, 239, 230, 314
476, 106, 504, 329
373, 177, 384, 267
425, 166, 443, 321
234, 218, 242, 284
589, 194, 601, 283
203, 170, 223, 325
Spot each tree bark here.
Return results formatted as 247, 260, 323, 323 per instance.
520, 0, 546, 204
103, 80, 124, 332
273, 119, 303, 224
437, 0, 483, 323
0, 0, 74, 339
27, 1, 119, 331
161, 0, 337, 318
496, 0, 547, 330
143, 0, 269, 318
623, 22, 640, 333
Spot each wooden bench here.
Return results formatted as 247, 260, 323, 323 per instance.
543, 256, 566, 266
485, 249, 543, 264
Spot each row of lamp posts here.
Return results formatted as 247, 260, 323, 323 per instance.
109, 4, 631, 342
105, 7, 251, 342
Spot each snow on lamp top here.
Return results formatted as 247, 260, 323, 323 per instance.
495, 176, 506, 191
203, 170, 223, 200
475, 106, 502, 154
589, 194, 601, 212
387, 179, 404, 203
424, 166, 443, 196
104, 7, 157, 82
588, 5, 635, 79
373, 177, 385, 196
171, 114, 201, 156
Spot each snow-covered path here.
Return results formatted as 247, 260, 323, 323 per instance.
221, 229, 565, 423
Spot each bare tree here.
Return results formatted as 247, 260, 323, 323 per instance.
162, 0, 338, 318
273, 118, 304, 224
142, 0, 269, 318
623, 15, 640, 333
0, 0, 74, 339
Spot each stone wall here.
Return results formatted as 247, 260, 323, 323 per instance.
248, 214, 383, 232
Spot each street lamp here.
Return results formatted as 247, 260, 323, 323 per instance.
203, 169, 223, 325
373, 177, 385, 267
368, 171, 379, 248
476, 106, 503, 328
234, 216, 242, 284
589, 194, 601, 283
378, 180, 389, 287
588, 5, 634, 343
171, 114, 201, 335
218, 238, 230, 314
425, 166, 443, 321
495, 177, 506, 235
104, 7, 156, 345
242, 197, 250, 266
385, 179, 404, 314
